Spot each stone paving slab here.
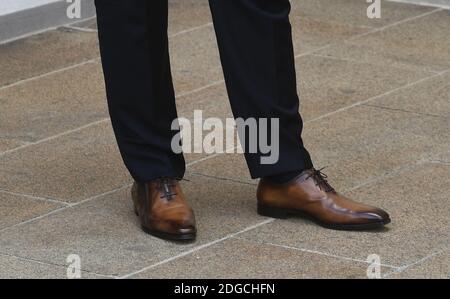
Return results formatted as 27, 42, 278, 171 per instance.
237, 163, 450, 268
0, 192, 64, 230
131, 238, 386, 279
289, 0, 436, 55
190, 155, 254, 186
0, 122, 130, 203
0, 62, 107, 144
177, 83, 231, 120
0, 28, 99, 88
170, 25, 223, 96
292, 0, 435, 28
315, 43, 440, 74
342, 9, 450, 73
168, 0, 212, 35
0, 175, 265, 276
290, 11, 368, 55
296, 55, 433, 121
365, 72, 450, 118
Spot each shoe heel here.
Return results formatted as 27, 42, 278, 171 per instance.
257, 203, 288, 219
131, 183, 139, 216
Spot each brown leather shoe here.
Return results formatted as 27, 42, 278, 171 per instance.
257, 169, 390, 230
131, 178, 196, 241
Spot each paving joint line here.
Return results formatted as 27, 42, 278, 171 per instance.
169, 22, 213, 38
427, 160, 450, 165
0, 251, 115, 279
305, 69, 450, 123
347, 8, 443, 41
0, 58, 100, 92
63, 25, 98, 33
344, 159, 428, 194
118, 219, 275, 279
65, 15, 97, 27
189, 172, 257, 186
293, 8, 442, 62
382, 248, 449, 278
294, 44, 333, 59
0, 118, 109, 158
362, 103, 450, 119
232, 236, 399, 270
309, 53, 441, 75
176, 79, 225, 98
0, 183, 131, 233
0, 189, 70, 206
184, 144, 241, 167
387, 0, 450, 10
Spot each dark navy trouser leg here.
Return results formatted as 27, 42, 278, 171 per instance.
95, 0, 313, 182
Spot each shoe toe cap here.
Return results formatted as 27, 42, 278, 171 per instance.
361, 209, 391, 224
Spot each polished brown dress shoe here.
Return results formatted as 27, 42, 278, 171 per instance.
257, 169, 390, 230
131, 178, 196, 241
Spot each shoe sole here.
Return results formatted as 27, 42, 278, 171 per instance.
134, 209, 196, 242
141, 226, 197, 242
257, 203, 390, 231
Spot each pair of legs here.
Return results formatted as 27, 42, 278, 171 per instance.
95, 0, 390, 241
95, 0, 313, 182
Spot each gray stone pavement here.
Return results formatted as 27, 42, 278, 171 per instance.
0, 0, 449, 279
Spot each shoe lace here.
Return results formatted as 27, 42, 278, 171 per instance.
156, 177, 189, 200
305, 167, 336, 193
